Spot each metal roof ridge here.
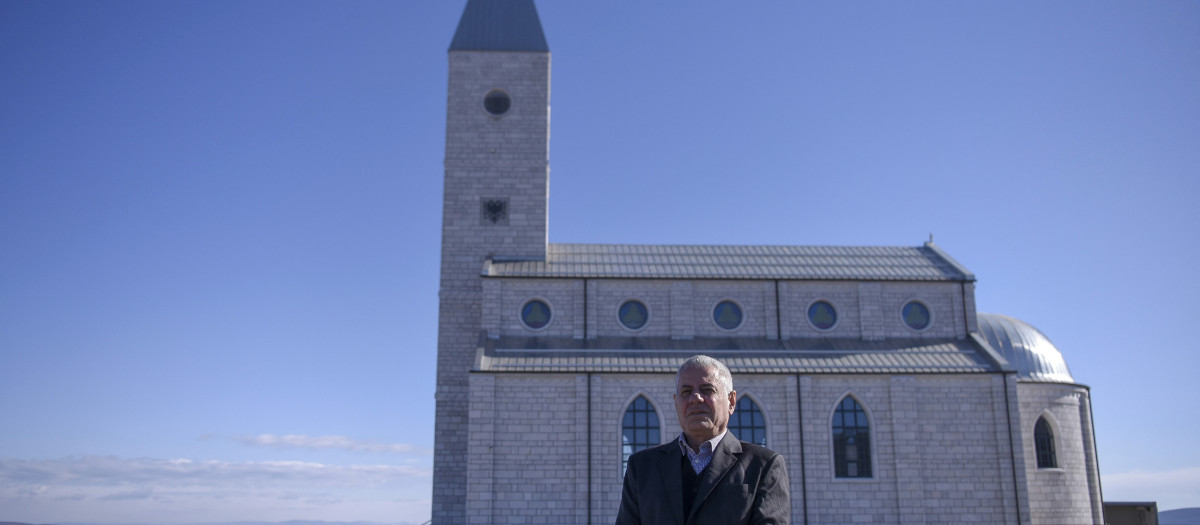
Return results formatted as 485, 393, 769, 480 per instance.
547, 241, 920, 251
922, 241, 976, 281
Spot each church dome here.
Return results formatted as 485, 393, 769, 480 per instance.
977, 313, 1075, 383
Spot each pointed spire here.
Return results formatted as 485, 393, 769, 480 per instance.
449, 0, 549, 52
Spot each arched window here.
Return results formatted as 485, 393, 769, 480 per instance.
729, 396, 767, 446
1035, 416, 1057, 468
622, 395, 660, 474
833, 395, 872, 478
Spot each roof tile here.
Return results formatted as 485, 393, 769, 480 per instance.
487, 243, 971, 281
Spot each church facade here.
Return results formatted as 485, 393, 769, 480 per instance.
431, 2, 1104, 524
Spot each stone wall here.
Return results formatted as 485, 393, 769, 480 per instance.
467, 374, 587, 524
1018, 383, 1104, 525
466, 372, 1026, 524
487, 278, 973, 341
435, 48, 551, 525
588, 280, 677, 339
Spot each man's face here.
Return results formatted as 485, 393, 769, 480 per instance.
674, 365, 736, 447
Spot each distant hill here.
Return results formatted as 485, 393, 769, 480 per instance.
1162, 507, 1200, 525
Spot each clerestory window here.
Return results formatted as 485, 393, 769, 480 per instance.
833, 395, 872, 478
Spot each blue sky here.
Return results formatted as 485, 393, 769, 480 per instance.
1, 1, 1198, 522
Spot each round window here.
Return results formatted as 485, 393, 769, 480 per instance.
521, 299, 552, 330
713, 300, 743, 331
483, 89, 511, 116
618, 300, 649, 330
901, 301, 931, 331
807, 300, 837, 330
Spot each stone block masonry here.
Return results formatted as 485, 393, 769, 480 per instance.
464, 372, 1031, 524
435, 47, 551, 525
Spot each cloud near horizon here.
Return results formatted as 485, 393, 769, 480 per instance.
0, 455, 428, 487
1104, 466, 1200, 511
0, 455, 431, 523
228, 434, 432, 455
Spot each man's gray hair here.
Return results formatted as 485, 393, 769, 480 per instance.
676, 355, 734, 395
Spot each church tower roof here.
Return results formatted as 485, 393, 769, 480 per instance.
449, 0, 549, 52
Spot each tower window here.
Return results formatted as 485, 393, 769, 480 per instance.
833, 395, 872, 478
808, 300, 838, 330
520, 299, 552, 330
483, 89, 511, 116
902, 300, 931, 331
622, 395, 659, 474
1035, 416, 1057, 468
713, 300, 744, 331
729, 397, 767, 446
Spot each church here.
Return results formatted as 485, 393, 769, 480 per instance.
431, 1, 1104, 523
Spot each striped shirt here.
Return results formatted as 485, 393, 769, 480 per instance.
678, 431, 727, 475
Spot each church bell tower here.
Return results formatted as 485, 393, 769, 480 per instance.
432, 1, 550, 522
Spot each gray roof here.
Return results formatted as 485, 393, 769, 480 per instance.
449, 0, 549, 52
977, 313, 1075, 383
477, 336, 997, 374
485, 242, 974, 281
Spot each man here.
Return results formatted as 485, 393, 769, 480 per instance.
616, 355, 790, 525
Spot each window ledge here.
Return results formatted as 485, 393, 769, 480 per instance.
832, 476, 879, 483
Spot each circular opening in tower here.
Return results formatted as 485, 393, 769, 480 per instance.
483, 89, 511, 116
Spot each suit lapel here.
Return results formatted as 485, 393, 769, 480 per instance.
687, 433, 742, 522
657, 442, 686, 525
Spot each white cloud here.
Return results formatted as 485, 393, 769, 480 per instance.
0, 455, 431, 523
1104, 466, 1200, 511
230, 434, 432, 455
99, 487, 155, 500
1, 455, 426, 487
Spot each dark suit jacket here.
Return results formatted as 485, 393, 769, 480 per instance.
615, 433, 790, 525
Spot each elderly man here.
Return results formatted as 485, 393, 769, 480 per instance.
616, 355, 790, 525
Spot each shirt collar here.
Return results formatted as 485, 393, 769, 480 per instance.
678, 430, 727, 455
